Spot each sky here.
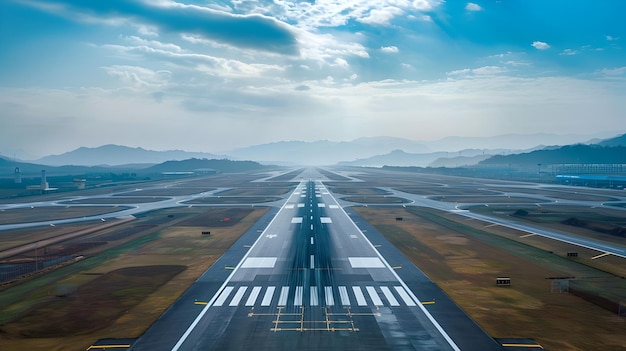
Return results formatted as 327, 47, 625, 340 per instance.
1, 0, 625, 159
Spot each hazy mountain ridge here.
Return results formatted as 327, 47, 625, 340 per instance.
21, 132, 623, 168
35, 145, 225, 167
480, 144, 626, 166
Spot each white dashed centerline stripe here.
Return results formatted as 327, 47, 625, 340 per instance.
380, 286, 399, 306
310, 255, 315, 269
229, 287, 248, 306
245, 286, 261, 306
213, 287, 234, 307
310, 237, 314, 245
261, 287, 275, 306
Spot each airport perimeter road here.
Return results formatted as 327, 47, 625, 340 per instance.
130, 180, 502, 351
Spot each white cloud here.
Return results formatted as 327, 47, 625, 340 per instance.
465, 3, 482, 11
599, 66, 626, 76
531, 41, 550, 50
606, 35, 619, 41
560, 48, 578, 56
381, 46, 399, 53
447, 66, 506, 77
358, 7, 404, 25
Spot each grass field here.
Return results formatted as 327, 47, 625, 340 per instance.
0, 206, 268, 351
355, 206, 626, 351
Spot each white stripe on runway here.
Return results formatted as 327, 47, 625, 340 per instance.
366, 286, 383, 306
297, 203, 305, 208
380, 286, 399, 306
339, 286, 350, 306
245, 286, 261, 306
229, 286, 248, 306
294, 286, 303, 306
318, 203, 326, 207
310, 237, 314, 245
213, 286, 234, 307
325, 286, 334, 306
394, 286, 416, 306
310, 255, 315, 269
278, 286, 289, 306
310, 286, 319, 306
285, 204, 295, 209
261, 286, 275, 306
352, 286, 367, 306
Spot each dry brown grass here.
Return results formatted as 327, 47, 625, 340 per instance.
0, 207, 268, 351
355, 207, 626, 351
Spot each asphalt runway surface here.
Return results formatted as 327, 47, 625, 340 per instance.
130, 175, 502, 351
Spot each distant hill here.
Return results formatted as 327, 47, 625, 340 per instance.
429, 154, 492, 167
423, 132, 615, 152
338, 149, 506, 167
35, 145, 225, 166
480, 144, 626, 166
0, 155, 114, 176
596, 133, 626, 147
338, 150, 448, 167
228, 137, 429, 165
146, 158, 267, 173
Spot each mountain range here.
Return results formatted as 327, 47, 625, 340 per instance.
35, 145, 225, 167
7, 132, 625, 168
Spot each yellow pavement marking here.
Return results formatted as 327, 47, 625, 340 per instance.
519, 233, 536, 238
501, 343, 543, 348
591, 252, 611, 260
86, 345, 131, 350
421, 301, 435, 305
194, 301, 208, 305
484, 223, 499, 228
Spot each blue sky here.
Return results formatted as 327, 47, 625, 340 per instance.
1, 0, 625, 158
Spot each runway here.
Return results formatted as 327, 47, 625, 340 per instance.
130, 175, 502, 350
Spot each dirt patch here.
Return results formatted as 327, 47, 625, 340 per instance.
0, 207, 128, 225
328, 187, 390, 195
395, 187, 498, 196
58, 197, 169, 204
0, 265, 185, 338
216, 187, 292, 196
430, 195, 543, 203
176, 207, 254, 227
342, 196, 410, 204
184, 196, 280, 204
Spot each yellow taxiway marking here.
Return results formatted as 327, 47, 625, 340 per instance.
591, 252, 611, 260
501, 343, 543, 348
224, 266, 235, 270
194, 301, 208, 305
520, 233, 536, 238
391, 265, 402, 270
86, 345, 131, 350
484, 223, 498, 228
421, 301, 436, 305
